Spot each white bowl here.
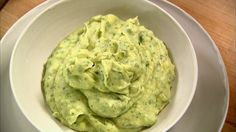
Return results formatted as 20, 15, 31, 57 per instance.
10, 0, 198, 131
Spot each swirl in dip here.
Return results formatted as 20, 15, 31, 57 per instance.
42, 14, 175, 132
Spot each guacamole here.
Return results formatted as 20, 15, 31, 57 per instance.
42, 14, 175, 132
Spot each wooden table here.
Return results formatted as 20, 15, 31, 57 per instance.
1, 0, 235, 131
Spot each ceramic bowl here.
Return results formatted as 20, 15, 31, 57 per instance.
10, 0, 198, 131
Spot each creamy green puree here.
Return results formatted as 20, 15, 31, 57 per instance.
42, 14, 175, 132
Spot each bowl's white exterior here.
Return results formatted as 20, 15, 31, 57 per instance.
10, 0, 198, 131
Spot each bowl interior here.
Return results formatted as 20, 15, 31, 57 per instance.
10, 0, 197, 131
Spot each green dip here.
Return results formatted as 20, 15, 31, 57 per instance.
42, 14, 175, 132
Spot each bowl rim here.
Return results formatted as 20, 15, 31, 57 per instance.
9, 0, 198, 131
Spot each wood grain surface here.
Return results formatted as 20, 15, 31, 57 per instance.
0, 0, 235, 131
